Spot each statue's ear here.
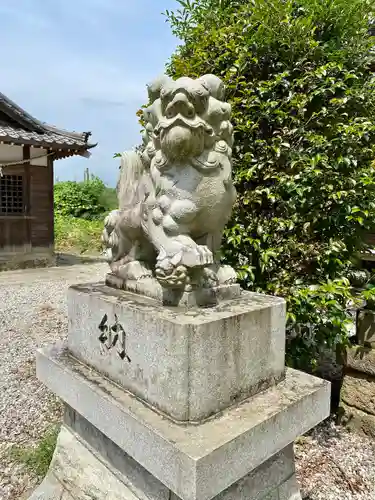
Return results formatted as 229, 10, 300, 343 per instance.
146, 75, 172, 102
198, 74, 225, 100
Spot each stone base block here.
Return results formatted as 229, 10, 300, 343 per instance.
338, 402, 375, 439
345, 346, 375, 377
29, 415, 301, 500
106, 272, 242, 307
340, 370, 375, 415
67, 283, 286, 422
357, 310, 375, 347
35, 344, 330, 500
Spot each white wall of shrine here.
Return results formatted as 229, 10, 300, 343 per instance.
30, 146, 48, 166
0, 144, 49, 166
0, 144, 22, 161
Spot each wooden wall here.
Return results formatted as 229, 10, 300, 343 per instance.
30, 159, 54, 247
0, 163, 29, 250
0, 145, 54, 253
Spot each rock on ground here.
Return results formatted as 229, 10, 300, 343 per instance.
0, 263, 374, 500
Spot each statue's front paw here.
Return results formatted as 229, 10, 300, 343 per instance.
155, 241, 213, 288
195, 245, 214, 267
118, 261, 153, 281
175, 244, 213, 268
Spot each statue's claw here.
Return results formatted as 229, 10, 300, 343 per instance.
198, 245, 214, 266
117, 261, 153, 281
170, 244, 213, 269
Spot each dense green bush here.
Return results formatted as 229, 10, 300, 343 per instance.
54, 177, 116, 220
166, 0, 375, 369
54, 214, 104, 253
54, 176, 117, 254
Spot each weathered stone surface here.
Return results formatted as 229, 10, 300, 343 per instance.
340, 370, 375, 415
28, 471, 65, 500
67, 283, 286, 422
64, 405, 171, 500
339, 402, 375, 439
65, 406, 297, 500
263, 493, 278, 500
36, 343, 330, 500
213, 445, 295, 500
278, 475, 302, 500
345, 346, 375, 377
105, 272, 241, 307
357, 310, 375, 347
29, 426, 142, 500
29, 415, 300, 500
102, 74, 237, 293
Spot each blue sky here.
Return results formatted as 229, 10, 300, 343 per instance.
1, 0, 179, 186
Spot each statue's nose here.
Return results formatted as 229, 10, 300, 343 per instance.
166, 93, 195, 118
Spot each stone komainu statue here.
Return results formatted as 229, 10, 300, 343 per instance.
102, 74, 237, 289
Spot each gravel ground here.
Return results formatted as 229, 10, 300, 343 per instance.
296, 420, 375, 499
0, 262, 375, 500
0, 263, 107, 500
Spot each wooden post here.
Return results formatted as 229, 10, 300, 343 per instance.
23, 145, 31, 246
48, 154, 55, 248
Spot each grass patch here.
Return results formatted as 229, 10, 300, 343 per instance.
8, 425, 60, 477
54, 214, 104, 254
99, 186, 117, 212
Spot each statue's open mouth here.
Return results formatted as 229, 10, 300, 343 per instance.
153, 114, 214, 161
154, 115, 213, 135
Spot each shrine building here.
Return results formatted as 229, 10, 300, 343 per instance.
0, 92, 96, 269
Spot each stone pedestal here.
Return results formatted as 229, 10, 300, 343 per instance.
357, 310, 375, 347
67, 283, 286, 422
30, 284, 330, 500
339, 346, 375, 438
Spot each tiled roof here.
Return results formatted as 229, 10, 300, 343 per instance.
0, 124, 90, 149
0, 92, 95, 151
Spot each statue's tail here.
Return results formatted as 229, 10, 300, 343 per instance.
117, 151, 145, 210
102, 151, 146, 264
102, 210, 121, 262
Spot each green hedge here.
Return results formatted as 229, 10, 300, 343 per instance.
54, 177, 116, 220
53, 177, 117, 255
54, 214, 104, 254
166, 0, 375, 369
